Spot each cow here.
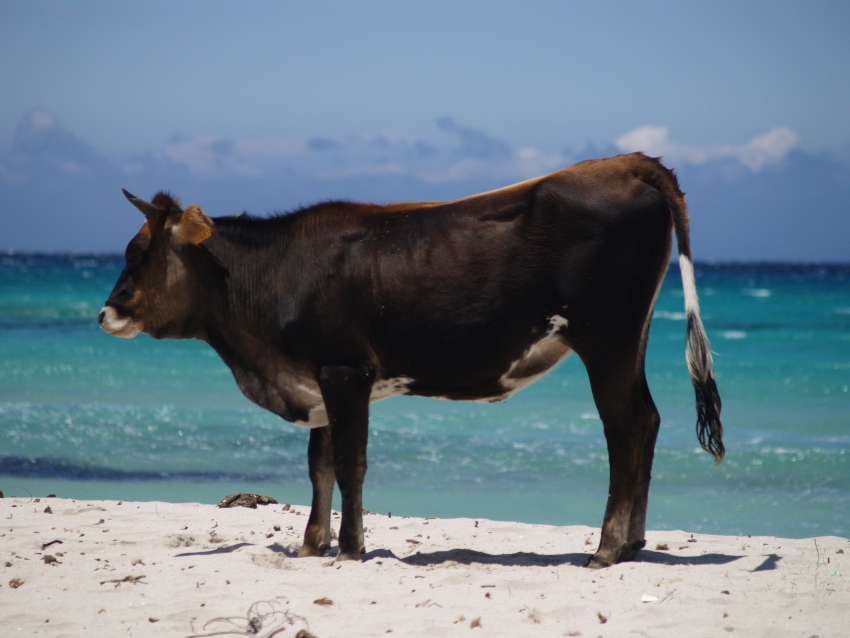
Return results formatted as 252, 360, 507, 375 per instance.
99, 152, 723, 568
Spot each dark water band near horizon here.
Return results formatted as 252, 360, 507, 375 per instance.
1, 255, 848, 539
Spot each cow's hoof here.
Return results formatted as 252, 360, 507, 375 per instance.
335, 547, 365, 562
297, 543, 328, 558
585, 553, 614, 569
587, 539, 646, 568
619, 539, 646, 562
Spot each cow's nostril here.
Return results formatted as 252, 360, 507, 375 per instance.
98, 310, 106, 325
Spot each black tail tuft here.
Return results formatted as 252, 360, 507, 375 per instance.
694, 373, 724, 463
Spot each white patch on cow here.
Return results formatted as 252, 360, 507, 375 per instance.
98, 306, 140, 338
294, 403, 329, 429
370, 376, 414, 401
493, 314, 572, 400
546, 314, 568, 335
290, 376, 413, 429
291, 379, 325, 428
275, 376, 327, 429
295, 383, 322, 399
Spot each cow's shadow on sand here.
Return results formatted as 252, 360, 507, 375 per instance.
175, 542, 254, 557
216, 543, 746, 569
366, 547, 744, 568
632, 549, 744, 567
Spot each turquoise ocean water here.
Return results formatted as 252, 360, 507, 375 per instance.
1, 255, 848, 539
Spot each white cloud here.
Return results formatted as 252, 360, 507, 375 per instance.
615, 126, 672, 157
735, 128, 799, 171
615, 125, 799, 171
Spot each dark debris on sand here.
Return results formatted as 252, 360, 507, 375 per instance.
216, 493, 279, 509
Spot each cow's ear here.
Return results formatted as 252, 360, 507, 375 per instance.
172, 204, 214, 245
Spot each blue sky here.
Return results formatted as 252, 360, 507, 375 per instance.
1, 1, 849, 259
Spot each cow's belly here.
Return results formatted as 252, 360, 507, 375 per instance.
291, 315, 572, 427
371, 316, 572, 405
377, 339, 571, 404
290, 350, 571, 427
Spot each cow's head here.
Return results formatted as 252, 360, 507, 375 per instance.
98, 190, 214, 340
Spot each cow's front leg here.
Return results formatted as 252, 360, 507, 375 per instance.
318, 362, 376, 561
299, 426, 335, 557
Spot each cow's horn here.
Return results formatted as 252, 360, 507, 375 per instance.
122, 188, 161, 220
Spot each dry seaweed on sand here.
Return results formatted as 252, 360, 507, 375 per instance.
188, 600, 309, 638
216, 494, 279, 509
99, 575, 146, 587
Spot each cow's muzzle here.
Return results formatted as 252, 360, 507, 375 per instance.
98, 306, 140, 338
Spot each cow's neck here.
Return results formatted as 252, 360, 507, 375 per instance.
190, 233, 311, 420
194, 232, 278, 327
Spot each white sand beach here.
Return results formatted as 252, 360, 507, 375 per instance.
2, 496, 848, 637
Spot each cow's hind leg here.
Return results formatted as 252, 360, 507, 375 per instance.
299, 426, 335, 557
318, 362, 376, 561
585, 354, 660, 569
623, 372, 661, 557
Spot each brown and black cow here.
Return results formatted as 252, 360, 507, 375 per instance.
99, 152, 723, 568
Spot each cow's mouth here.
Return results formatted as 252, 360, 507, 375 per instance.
98, 306, 141, 338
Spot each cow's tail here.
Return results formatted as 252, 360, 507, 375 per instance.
637, 155, 725, 463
